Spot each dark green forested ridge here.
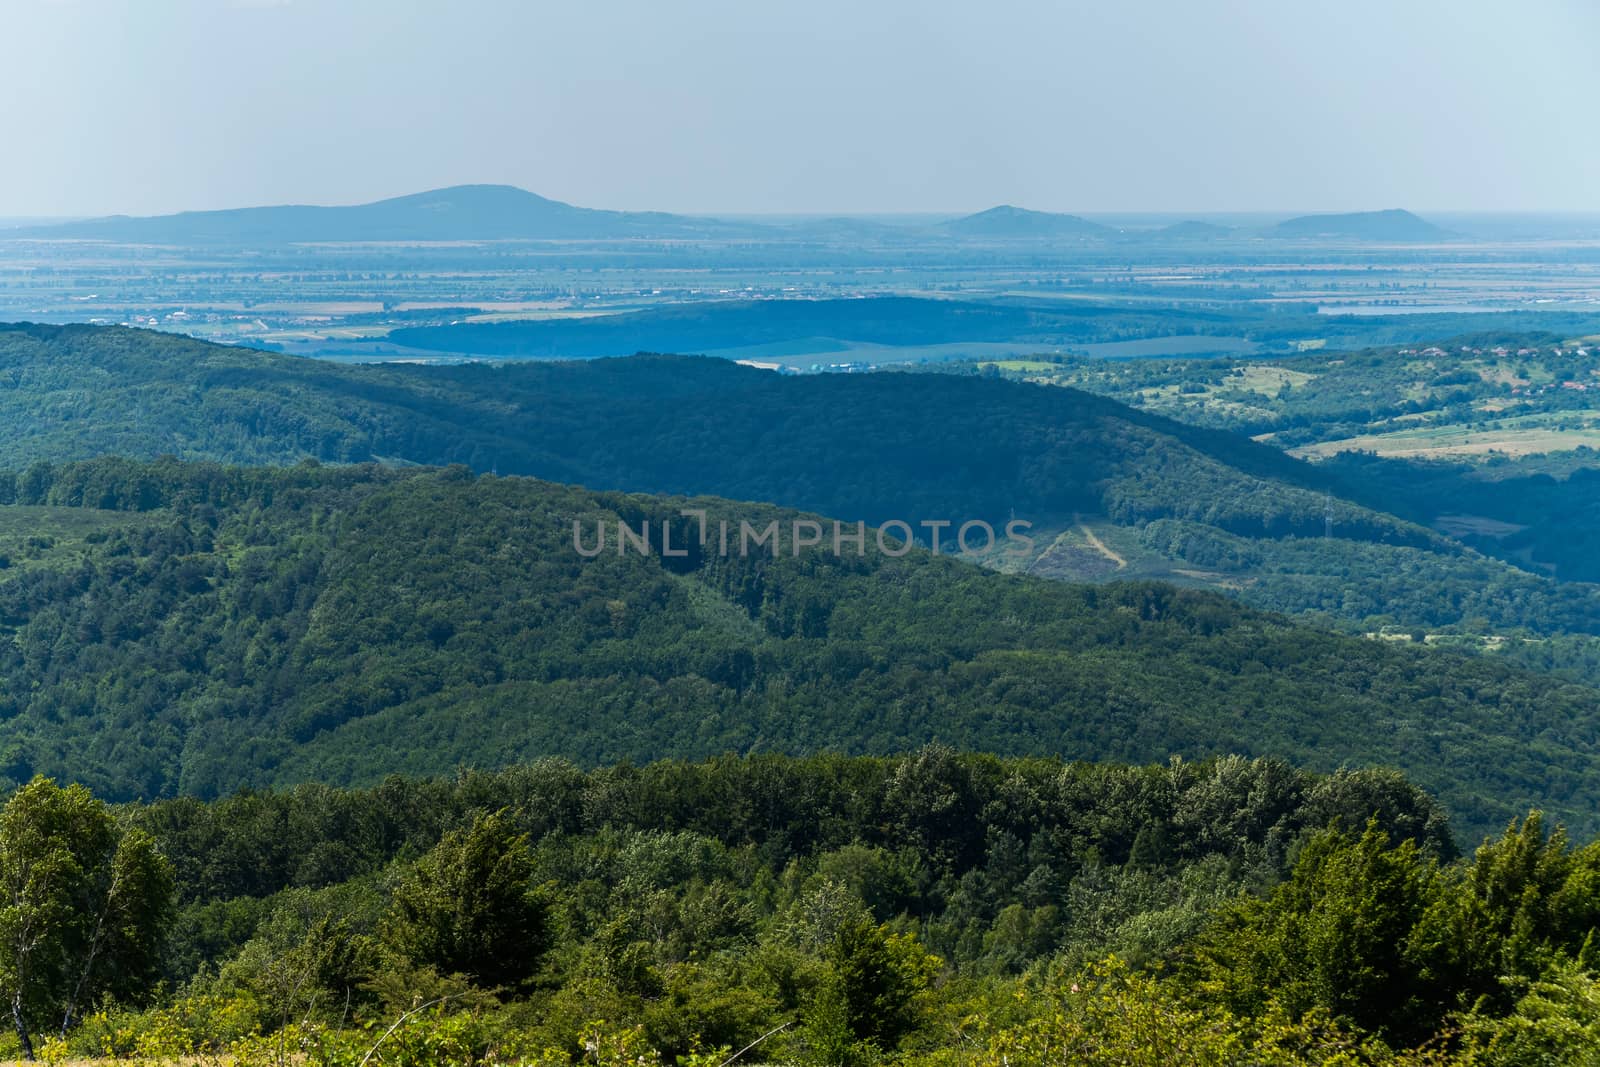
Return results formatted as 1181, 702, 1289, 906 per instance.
0, 456, 1597, 842
383, 296, 1600, 358
384, 296, 1221, 357
0, 321, 1397, 540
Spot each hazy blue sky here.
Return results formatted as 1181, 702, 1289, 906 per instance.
6, 0, 1598, 217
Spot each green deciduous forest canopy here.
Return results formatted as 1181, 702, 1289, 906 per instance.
3, 753, 1598, 1065
8, 323, 1600, 1062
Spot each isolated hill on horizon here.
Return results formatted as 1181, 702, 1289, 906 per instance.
4, 184, 759, 244
1269, 208, 1449, 241
938, 204, 1112, 238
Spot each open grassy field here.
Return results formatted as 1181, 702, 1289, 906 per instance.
976, 358, 1059, 372
1432, 513, 1528, 539
1231, 364, 1319, 394
1291, 415, 1600, 459
958, 516, 1258, 593
0, 505, 160, 573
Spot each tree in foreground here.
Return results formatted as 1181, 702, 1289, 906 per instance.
383, 809, 554, 992
0, 776, 173, 1059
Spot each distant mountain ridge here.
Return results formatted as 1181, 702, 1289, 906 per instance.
8, 185, 1455, 246
7, 184, 758, 244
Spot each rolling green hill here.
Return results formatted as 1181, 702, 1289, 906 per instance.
967, 334, 1600, 583
2, 457, 1599, 841
981, 333, 1600, 452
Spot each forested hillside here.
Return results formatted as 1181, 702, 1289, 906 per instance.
1, 457, 1598, 840
10, 322, 1599, 650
